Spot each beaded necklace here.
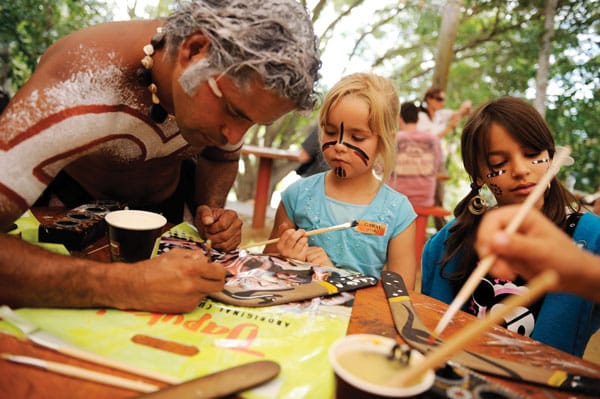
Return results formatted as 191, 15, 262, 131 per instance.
136, 27, 174, 123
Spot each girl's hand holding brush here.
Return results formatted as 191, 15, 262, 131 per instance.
276, 222, 309, 260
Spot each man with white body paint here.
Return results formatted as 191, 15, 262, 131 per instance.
0, 0, 320, 313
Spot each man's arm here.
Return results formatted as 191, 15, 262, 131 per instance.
476, 206, 600, 302
194, 157, 238, 208
193, 156, 243, 251
0, 234, 225, 312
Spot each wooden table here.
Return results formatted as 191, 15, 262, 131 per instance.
2, 209, 599, 398
241, 145, 300, 229
1, 208, 155, 397
348, 282, 600, 399
3, 282, 600, 398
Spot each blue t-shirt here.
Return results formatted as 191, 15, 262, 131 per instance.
422, 212, 600, 356
281, 172, 416, 277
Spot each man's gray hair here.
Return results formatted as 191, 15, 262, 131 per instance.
164, 0, 321, 110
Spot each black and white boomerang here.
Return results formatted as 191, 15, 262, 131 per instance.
381, 271, 600, 396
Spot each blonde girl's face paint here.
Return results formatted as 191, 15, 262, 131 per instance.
479, 123, 551, 208
321, 95, 378, 179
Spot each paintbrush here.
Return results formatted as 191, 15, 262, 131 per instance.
390, 269, 559, 387
1, 353, 160, 393
430, 146, 572, 340
239, 220, 359, 250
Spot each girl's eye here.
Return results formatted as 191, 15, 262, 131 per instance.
324, 130, 337, 136
489, 161, 505, 169
525, 151, 542, 158
351, 135, 366, 142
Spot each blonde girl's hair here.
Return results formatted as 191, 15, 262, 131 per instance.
318, 72, 399, 183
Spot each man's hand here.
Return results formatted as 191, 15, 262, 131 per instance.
475, 206, 599, 300
115, 248, 226, 313
194, 205, 242, 251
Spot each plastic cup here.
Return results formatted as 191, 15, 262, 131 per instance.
329, 334, 435, 398
104, 210, 166, 262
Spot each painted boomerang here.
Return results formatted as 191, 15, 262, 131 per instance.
381, 271, 600, 396
210, 270, 378, 307
156, 231, 378, 307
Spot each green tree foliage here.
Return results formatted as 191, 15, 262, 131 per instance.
0, 0, 110, 93
1, 1, 597, 201
345, 0, 599, 195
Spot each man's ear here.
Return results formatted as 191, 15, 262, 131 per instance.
475, 177, 485, 188
178, 33, 211, 67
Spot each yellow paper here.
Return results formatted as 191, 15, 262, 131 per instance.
0, 302, 349, 398
0, 221, 350, 398
12, 209, 41, 242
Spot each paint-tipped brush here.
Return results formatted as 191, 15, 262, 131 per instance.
239, 220, 359, 250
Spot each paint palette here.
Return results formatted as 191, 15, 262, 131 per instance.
38, 201, 123, 250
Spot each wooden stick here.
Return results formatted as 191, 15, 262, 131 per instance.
57, 345, 182, 385
86, 244, 109, 255
239, 221, 357, 250
391, 269, 559, 387
1, 353, 160, 393
0, 305, 182, 385
432, 146, 571, 337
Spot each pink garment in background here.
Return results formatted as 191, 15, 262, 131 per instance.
387, 129, 443, 207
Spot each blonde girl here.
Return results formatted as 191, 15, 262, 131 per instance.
264, 73, 417, 288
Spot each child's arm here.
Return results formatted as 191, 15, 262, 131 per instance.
386, 221, 417, 290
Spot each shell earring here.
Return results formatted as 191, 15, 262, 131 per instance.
468, 194, 487, 215
468, 183, 487, 215
468, 182, 487, 216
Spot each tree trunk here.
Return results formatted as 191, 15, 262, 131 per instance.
534, 0, 558, 117
432, 0, 462, 90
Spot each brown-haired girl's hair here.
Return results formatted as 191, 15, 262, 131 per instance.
439, 96, 579, 291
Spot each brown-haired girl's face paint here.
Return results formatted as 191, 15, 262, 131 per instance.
488, 183, 502, 197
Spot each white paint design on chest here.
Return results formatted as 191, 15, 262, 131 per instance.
1, 110, 187, 205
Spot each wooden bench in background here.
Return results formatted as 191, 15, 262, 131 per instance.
241, 145, 300, 229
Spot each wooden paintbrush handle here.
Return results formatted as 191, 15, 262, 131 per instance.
239, 221, 353, 250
